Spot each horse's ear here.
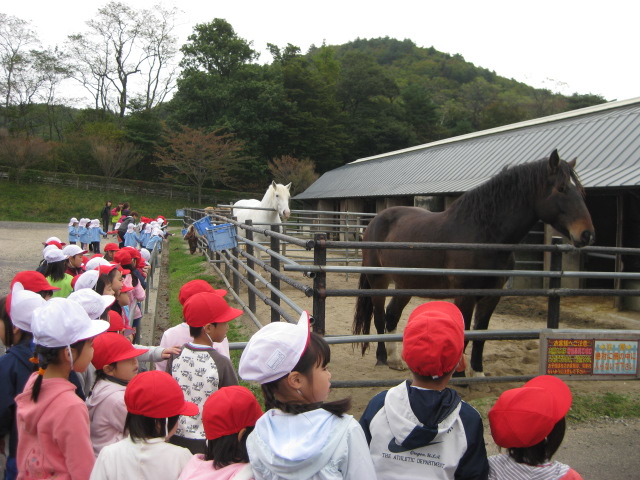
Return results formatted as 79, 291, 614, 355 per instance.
285, 182, 292, 190
548, 149, 560, 172
568, 157, 577, 169
271, 180, 277, 188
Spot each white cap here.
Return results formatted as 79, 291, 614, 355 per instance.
32, 297, 109, 348
68, 289, 115, 320
140, 248, 150, 261
74, 269, 100, 291
127, 223, 135, 232
62, 245, 87, 257
238, 311, 311, 384
44, 247, 68, 263
68, 217, 78, 226
8, 283, 46, 333
44, 236, 63, 244
85, 257, 111, 271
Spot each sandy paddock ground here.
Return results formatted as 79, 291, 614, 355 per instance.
2, 221, 640, 478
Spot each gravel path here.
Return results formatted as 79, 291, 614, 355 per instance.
2, 221, 640, 479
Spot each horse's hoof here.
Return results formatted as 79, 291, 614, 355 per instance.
388, 361, 406, 371
471, 371, 485, 378
375, 359, 388, 367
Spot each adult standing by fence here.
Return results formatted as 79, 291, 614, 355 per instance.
100, 201, 112, 235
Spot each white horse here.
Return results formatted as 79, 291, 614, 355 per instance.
233, 181, 292, 247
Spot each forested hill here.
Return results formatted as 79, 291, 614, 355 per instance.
1, 16, 608, 192
170, 33, 606, 179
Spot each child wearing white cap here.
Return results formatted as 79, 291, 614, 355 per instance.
238, 312, 376, 479
0, 283, 46, 480
43, 247, 73, 298
68, 218, 80, 245
89, 219, 108, 254
79, 218, 91, 252
14, 297, 109, 480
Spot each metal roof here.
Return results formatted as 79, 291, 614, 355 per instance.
295, 97, 640, 200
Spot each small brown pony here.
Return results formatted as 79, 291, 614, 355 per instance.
353, 149, 595, 374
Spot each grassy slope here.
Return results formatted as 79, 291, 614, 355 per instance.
0, 181, 199, 223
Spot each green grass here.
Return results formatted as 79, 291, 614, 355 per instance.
468, 390, 640, 424
0, 181, 200, 223
165, 230, 264, 403
569, 391, 640, 421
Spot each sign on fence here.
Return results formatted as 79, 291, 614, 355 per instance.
540, 330, 640, 379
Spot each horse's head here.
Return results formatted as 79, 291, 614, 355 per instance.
536, 149, 595, 247
271, 180, 292, 220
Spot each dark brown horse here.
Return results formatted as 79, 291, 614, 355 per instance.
353, 149, 595, 374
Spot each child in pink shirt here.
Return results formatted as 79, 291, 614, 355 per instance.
15, 298, 108, 480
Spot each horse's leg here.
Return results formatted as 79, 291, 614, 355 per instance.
469, 295, 501, 376
372, 294, 388, 366
453, 296, 477, 378
385, 295, 412, 370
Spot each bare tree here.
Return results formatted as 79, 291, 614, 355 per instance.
66, 1, 179, 116
0, 14, 39, 120
269, 154, 318, 195
89, 137, 142, 180
155, 125, 248, 204
0, 127, 51, 174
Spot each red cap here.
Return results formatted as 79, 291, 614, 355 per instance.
123, 247, 141, 259
183, 292, 243, 327
104, 243, 120, 252
120, 284, 134, 293
70, 274, 82, 290
97, 264, 118, 276
125, 371, 199, 418
91, 254, 104, 259
203, 386, 263, 440
108, 310, 126, 332
91, 332, 147, 370
10, 271, 61, 292
178, 280, 227, 305
401, 301, 465, 378
489, 375, 572, 448
114, 250, 132, 266
43, 240, 65, 249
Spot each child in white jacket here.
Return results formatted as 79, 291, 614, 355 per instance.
238, 312, 376, 480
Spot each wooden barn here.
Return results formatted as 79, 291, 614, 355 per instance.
294, 97, 640, 298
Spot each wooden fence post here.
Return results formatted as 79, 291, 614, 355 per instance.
547, 236, 563, 328
313, 233, 326, 335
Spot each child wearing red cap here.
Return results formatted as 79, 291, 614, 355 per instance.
238, 312, 376, 479
178, 386, 263, 480
359, 301, 489, 480
155, 280, 230, 372
86, 333, 148, 456
167, 292, 242, 454
90, 371, 198, 480
487, 375, 582, 479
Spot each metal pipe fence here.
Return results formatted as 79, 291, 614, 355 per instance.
179, 206, 640, 386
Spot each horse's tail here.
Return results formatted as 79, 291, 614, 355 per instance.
353, 273, 374, 355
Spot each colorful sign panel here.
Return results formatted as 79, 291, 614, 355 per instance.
540, 331, 639, 379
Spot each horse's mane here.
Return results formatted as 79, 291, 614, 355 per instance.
452, 157, 584, 227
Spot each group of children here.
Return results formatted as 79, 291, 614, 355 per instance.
0, 231, 583, 479
69, 209, 168, 254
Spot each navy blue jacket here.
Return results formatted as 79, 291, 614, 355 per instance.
0, 340, 35, 458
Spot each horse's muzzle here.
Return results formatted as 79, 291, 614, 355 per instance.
575, 230, 595, 247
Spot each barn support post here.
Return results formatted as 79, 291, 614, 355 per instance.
313, 233, 327, 335
270, 225, 281, 323
245, 219, 257, 315
547, 236, 563, 328
231, 217, 240, 294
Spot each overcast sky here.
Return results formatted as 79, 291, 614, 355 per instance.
3, 0, 638, 103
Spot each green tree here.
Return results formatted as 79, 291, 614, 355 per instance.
268, 154, 318, 195
180, 19, 259, 77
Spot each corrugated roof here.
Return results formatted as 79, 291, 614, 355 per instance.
295, 97, 640, 200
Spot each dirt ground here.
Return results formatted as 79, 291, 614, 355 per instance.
2, 221, 640, 479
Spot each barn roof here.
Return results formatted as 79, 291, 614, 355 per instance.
295, 97, 640, 200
